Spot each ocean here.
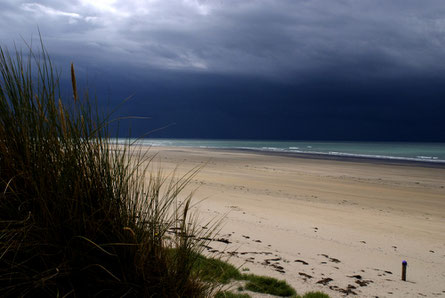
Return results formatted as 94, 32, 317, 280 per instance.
116, 139, 445, 164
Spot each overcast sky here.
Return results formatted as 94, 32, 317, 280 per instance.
2, 0, 445, 141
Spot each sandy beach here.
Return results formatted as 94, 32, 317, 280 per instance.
146, 146, 445, 297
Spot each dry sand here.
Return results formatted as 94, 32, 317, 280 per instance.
146, 146, 445, 297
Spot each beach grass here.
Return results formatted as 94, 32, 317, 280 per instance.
0, 40, 217, 297
215, 291, 251, 298
193, 254, 243, 284
0, 40, 331, 297
194, 254, 330, 298
243, 274, 296, 297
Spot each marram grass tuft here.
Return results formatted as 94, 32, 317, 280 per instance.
0, 40, 217, 297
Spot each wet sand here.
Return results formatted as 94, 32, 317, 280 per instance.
145, 146, 445, 297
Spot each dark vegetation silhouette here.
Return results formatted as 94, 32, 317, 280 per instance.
0, 40, 329, 298
0, 40, 216, 297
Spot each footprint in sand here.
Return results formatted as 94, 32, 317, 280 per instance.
295, 259, 309, 265
316, 278, 333, 285
348, 275, 362, 279
348, 275, 373, 287
336, 285, 357, 295
319, 254, 341, 263
299, 272, 313, 279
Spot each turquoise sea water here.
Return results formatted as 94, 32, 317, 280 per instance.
117, 139, 445, 164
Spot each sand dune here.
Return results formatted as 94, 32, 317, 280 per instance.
145, 146, 445, 297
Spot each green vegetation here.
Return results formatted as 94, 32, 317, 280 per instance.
194, 254, 330, 298
0, 40, 330, 297
214, 289, 329, 298
193, 254, 243, 284
244, 274, 296, 297
0, 41, 215, 297
215, 291, 251, 298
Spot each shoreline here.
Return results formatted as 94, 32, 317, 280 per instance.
144, 145, 445, 168
143, 146, 445, 297
208, 147, 445, 168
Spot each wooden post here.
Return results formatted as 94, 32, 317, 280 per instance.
402, 260, 407, 281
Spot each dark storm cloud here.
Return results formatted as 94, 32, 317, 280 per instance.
2, 0, 445, 79
2, 0, 445, 141
102, 72, 445, 141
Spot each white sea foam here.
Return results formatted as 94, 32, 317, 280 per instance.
114, 139, 445, 164
260, 147, 286, 151
416, 156, 438, 160
323, 151, 445, 163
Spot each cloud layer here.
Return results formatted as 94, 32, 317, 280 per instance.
2, 1, 445, 141
3, 0, 445, 79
